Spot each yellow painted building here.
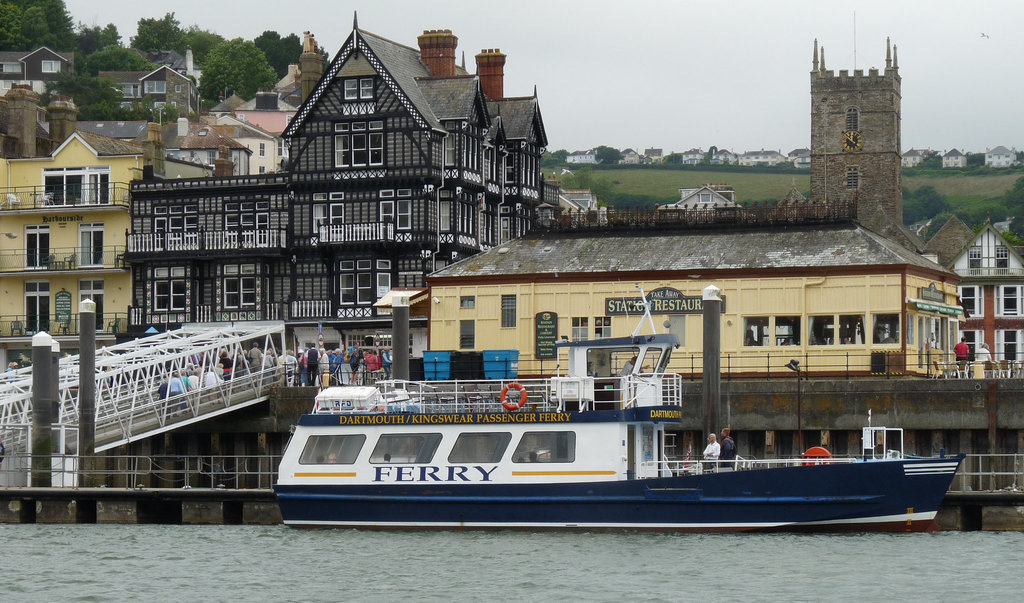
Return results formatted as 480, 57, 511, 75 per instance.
0, 130, 140, 366
426, 221, 962, 378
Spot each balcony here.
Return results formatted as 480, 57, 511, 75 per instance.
0, 185, 131, 211
126, 229, 288, 258
317, 222, 395, 244
0, 312, 129, 338
0, 246, 127, 273
955, 267, 1024, 278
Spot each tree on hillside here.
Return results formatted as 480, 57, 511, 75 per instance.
918, 150, 941, 169
16, 0, 74, 50
200, 38, 277, 102
966, 152, 985, 168
45, 72, 128, 120
549, 149, 568, 162
594, 146, 621, 164
84, 45, 152, 76
254, 30, 302, 79
902, 185, 950, 225
131, 12, 185, 53
75, 22, 120, 55
663, 153, 682, 164
181, 26, 225, 65
560, 167, 613, 202
0, 3, 25, 50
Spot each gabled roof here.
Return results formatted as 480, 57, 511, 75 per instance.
923, 215, 975, 267
663, 185, 737, 209
212, 118, 276, 141
235, 94, 297, 112
430, 222, 949, 280
987, 145, 1012, 155
146, 122, 248, 151
487, 96, 546, 146
50, 131, 143, 158
211, 94, 246, 113
943, 149, 965, 157
20, 47, 74, 63
76, 121, 149, 140
902, 149, 924, 157
418, 76, 488, 124
137, 49, 186, 71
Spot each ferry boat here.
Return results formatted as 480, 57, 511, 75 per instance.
274, 330, 964, 532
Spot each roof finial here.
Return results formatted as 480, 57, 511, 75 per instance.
461, 51, 466, 71
533, 84, 538, 98
813, 38, 819, 72
892, 44, 898, 70
353, 11, 358, 31
820, 46, 826, 72
885, 36, 891, 69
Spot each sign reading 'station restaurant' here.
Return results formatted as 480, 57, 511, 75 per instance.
605, 287, 726, 315
535, 312, 558, 358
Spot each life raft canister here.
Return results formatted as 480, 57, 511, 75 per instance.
500, 382, 527, 411
801, 445, 833, 466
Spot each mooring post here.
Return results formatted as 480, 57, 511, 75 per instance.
702, 285, 722, 437
392, 293, 410, 380
79, 299, 97, 486
31, 331, 54, 487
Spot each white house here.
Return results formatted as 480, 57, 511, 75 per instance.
711, 149, 737, 165
789, 148, 811, 169
619, 148, 640, 164
658, 184, 737, 210
567, 149, 597, 164
942, 149, 967, 169
901, 148, 930, 168
680, 148, 703, 165
986, 146, 1015, 168
738, 149, 786, 167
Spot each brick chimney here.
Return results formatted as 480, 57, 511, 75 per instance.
214, 145, 234, 177
417, 29, 458, 77
46, 95, 78, 146
4, 84, 40, 157
299, 31, 324, 103
476, 49, 506, 99
142, 122, 165, 175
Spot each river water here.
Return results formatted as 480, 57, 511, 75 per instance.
1, 525, 1016, 601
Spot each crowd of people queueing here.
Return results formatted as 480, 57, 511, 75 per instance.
278, 344, 392, 387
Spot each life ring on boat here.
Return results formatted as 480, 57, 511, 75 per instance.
801, 446, 833, 466
501, 382, 527, 411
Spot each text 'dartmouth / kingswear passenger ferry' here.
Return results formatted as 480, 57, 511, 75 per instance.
274, 329, 963, 532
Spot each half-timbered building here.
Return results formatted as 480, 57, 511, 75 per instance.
125, 23, 547, 352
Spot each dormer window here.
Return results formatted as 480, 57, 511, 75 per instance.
344, 77, 374, 100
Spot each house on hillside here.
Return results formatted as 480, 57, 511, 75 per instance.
619, 148, 640, 164
145, 118, 250, 175
901, 148, 930, 168
643, 148, 663, 163
738, 149, 785, 167
0, 48, 74, 94
99, 66, 200, 117
232, 91, 298, 136
788, 148, 810, 168
985, 146, 1015, 168
658, 184, 737, 210
942, 149, 967, 169
711, 149, 737, 165
211, 115, 284, 175
679, 148, 703, 165
134, 48, 201, 81
567, 149, 597, 164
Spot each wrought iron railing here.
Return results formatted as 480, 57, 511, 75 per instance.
0, 312, 129, 338
0, 245, 126, 272
126, 229, 288, 254
0, 184, 131, 210
317, 222, 395, 244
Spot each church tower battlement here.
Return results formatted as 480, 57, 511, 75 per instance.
810, 38, 902, 227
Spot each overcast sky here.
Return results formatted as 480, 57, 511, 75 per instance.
64, 0, 1023, 155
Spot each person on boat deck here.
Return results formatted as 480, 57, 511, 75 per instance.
620, 355, 637, 376
719, 428, 736, 469
703, 433, 720, 460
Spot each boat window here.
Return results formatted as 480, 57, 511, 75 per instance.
637, 348, 662, 373
370, 433, 442, 463
586, 347, 638, 377
298, 434, 366, 465
448, 432, 512, 463
512, 431, 576, 463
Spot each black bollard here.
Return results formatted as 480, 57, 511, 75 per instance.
702, 285, 722, 437
31, 331, 53, 487
79, 299, 97, 485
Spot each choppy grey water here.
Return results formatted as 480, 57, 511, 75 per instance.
0, 525, 1016, 602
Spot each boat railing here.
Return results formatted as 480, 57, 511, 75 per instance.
374, 373, 682, 414
645, 455, 859, 477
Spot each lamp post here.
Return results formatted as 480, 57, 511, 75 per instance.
786, 359, 803, 452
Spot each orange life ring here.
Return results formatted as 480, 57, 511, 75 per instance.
500, 382, 527, 411
801, 445, 833, 466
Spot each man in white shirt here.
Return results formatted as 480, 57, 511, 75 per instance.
703, 433, 720, 460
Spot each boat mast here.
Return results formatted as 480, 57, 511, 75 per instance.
631, 284, 658, 337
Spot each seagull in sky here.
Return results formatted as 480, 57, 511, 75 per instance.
980, 32, 989, 38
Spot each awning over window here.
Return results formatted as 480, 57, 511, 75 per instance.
906, 297, 965, 320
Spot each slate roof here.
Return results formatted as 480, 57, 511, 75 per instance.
487, 97, 545, 145
430, 222, 948, 279
211, 94, 245, 113
73, 131, 143, 156
924, 215, 977, 267
357, 29, 440, 130
987, 146, 1012, 155
76, 121, 148, 140
234, 95, 297, 111
943, 149, 964, 157
0, 49, 74, 63
418, 76, 481, 120
143, 122, 248, 151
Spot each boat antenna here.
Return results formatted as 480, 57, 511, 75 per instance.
632, 283, 658, 337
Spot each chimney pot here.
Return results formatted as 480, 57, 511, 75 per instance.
476, 48, 507, 99
418, 29, 459, 77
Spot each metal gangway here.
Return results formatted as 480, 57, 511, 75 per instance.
0, 321, 287, 455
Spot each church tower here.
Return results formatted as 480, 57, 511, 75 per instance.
810, 38, 902, 226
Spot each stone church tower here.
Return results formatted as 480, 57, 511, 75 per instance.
810, 38, 902, 227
